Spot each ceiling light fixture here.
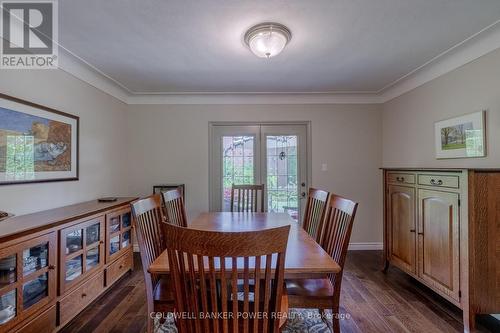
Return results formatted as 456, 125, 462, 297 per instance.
244, 22, 292, 58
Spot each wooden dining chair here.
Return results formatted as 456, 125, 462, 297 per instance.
302, 188, 330, 243
285, 194, 358, 333
162, 188, 188, 227
130, 195, 175, 333
230, 184, 265, 212
164, 222, 290, 333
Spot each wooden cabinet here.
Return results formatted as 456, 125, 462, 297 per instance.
0, 198, 136, 333
387, 185, 416, 274
106, 208, 132, 263
59, 217, 105, 294
0, 233, 56, 333
383, 169, 500, 333
418, 189, 460, 302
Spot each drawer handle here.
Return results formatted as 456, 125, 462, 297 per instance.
430, 179, 443, 186
409, 229, 416, 233
81, 293, 87, 298
99, 240, 104, 244
396, 176, 405, 182
418, 232, 424, 236
48, 265, 56, 270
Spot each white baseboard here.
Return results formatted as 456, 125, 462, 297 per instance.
348, 242, 383, 250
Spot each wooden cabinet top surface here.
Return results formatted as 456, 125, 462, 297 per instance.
381, 167, 500, 172
0, 197, 137, 242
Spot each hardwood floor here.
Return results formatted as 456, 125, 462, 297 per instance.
60, 251, 499, 333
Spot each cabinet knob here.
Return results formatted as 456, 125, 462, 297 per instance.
99, 240, 104, 244
48, 265, 56, 270
81, 293, 87, 298
119, 264, 124, 269
430, 179, 443, 186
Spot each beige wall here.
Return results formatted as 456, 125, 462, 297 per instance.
383, 47, 500, 167
126, 104, 383, 244
0, 70, 128, 215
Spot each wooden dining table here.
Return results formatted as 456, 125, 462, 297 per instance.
148, 212, 340, 278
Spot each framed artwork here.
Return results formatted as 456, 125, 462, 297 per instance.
434, 110, 486, 159
0, 93, 79, 185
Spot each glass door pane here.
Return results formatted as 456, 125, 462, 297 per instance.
261, 125, 308, 222
109, 216, 120, 234
86, 223, 100, 246
266, 135, 299, 220
110, 235, 120, 256
22, 243, 48, 276
66, 229, 82, 255
0, 255, 16, 288
86, 247, 100, 270
0, 289, 16, 324
222, 135, 255, 211
22, 273, 48, 309
65, 255, 83, 282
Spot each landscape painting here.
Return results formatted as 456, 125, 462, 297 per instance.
435, 111, 486, 159
0, 94, 78, 184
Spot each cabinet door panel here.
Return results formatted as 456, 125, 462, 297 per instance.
388, 185, 416, 274
418, 189, 460, 301
59, 217, 105, 294
0, 232, 56, 332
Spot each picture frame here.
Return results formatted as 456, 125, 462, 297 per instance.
434, 110, 486, 159
0, 93, 79, 185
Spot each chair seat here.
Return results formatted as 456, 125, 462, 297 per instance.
285, 278, 333, 298
153, 277, 175, 303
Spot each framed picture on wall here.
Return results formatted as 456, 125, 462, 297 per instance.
434, 110, 486, 159
0, 93, 79, 185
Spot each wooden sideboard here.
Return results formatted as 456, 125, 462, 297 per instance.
382, 168, 500, 332
0, 198, 137, 333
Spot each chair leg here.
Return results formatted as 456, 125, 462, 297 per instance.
331, 308, 340, 333
331, 292, 341, 333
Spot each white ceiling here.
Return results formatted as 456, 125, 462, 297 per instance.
59, 0, 500, 94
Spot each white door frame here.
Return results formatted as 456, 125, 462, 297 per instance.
208, 121, 312, 213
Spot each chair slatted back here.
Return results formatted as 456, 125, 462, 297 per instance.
162, 188, 188, 227
130, 195, 167, 294
320, 194, 358, 287
230, 184, 265, 213
302, 188, 330, 243
165, 223, 290, 333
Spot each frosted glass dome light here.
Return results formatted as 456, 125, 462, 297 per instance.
244, 23, 292, 58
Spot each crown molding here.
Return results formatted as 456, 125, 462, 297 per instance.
54, 20, 500, 105
379, 19, 500, 103
125, 92, 382, 105
57, 48, 131, 103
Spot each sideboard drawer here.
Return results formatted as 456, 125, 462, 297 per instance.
59, 271, 105, 325
387, 172, 415, 184
14, 305, 56, 333
418, 174, 459, 189
106, 251, 133, 287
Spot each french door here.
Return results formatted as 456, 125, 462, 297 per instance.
210, 123, 308, 222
